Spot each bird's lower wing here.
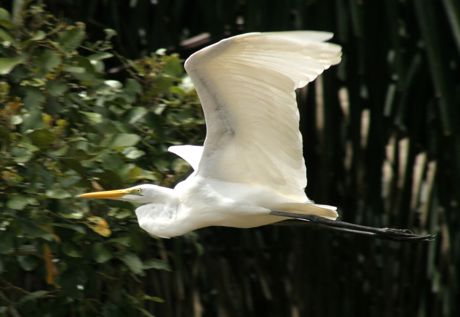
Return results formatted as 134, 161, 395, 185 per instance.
270, 211, 435, 241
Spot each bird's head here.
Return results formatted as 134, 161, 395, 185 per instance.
78, 184, 164, 203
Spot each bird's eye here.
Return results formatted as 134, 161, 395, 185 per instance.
130, 188, 143, 195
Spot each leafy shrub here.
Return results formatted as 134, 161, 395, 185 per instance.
0, 4, 204, 316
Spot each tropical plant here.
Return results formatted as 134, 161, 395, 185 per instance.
0, 3, 204, 316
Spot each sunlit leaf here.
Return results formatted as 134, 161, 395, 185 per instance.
45, 188, 72, 199
122, 147, 145, 159
127, 107, 148, 124
0, 57, 23, 75
7, 194, 37, 210
111, 133, 141, 148
80, 111, 103, 124
88, 52, 113, 61
87, 216, 112, 237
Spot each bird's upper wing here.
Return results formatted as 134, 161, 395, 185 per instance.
185, 32, 341, 201
168, 145, 203, 170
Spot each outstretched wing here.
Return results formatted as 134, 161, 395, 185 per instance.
168, 145, 203, 170
185, 32, 341, 201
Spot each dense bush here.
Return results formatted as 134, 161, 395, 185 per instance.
0, 4, 204, 315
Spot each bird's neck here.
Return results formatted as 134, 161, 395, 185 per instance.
134, 186, 188, 238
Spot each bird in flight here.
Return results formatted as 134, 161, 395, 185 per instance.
80, 32, 432, 241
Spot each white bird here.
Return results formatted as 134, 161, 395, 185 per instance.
80, 32, 432, 241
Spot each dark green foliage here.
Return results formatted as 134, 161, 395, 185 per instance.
1, 1, 460, 317
0, 3, 204, 316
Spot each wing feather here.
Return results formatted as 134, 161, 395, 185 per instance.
168, 145, 203, 170
185, 32, 341, 201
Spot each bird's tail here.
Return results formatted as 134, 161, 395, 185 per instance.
274, 202, 338, 220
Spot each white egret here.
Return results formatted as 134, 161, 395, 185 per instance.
80, 32, 432, 241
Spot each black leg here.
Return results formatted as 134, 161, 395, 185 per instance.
270, 211, 435, 241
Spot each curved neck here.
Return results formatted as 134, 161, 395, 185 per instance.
133, 186, 188, 238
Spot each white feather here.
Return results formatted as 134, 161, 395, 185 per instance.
168, 145, 203, 170
185, 31, 341, 202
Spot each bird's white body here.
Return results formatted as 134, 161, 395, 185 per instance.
80, 31, 342, 238
134, 176, 339, 238
134, 180, 274, 238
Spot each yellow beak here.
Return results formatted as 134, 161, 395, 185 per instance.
78, 189, 131, 199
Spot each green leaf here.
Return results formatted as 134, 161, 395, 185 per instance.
37, 50, 62, 75
21, 110, 44, 132
88, 52, 113, 61
125, 78, 142, 95
62, 242, 82, 258
163, 54, 183, 77
23, 87, 46, 109
11, 115, 23, 125
7, 194, 37, 209
11, 146, 34, 163
111, 133, 141, 148
58, 210, 85, 220
119, 253, 144, 275
122, 147, 145, 159
127, 107, 148, 124
138, 308, 156, 317
0, 8, 11, 21
45, 188, 72, 199
92, 243, 112, 263
109, 236, 132, 247
17, 291, 49, 306
58, 25, 86, 52
143, 294, 165, 303
80, 111, 103, 124
19, 223, 54, 241
31, 31, 46, 41
46, 80, 68, 96
7, 194, 25, 209
28, 129, 55, 147
62, 65, 85, 74
142, 258, 171, 271
17, 255, 39, 271
0, 57, 23, 75
0, 28, 13, 43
